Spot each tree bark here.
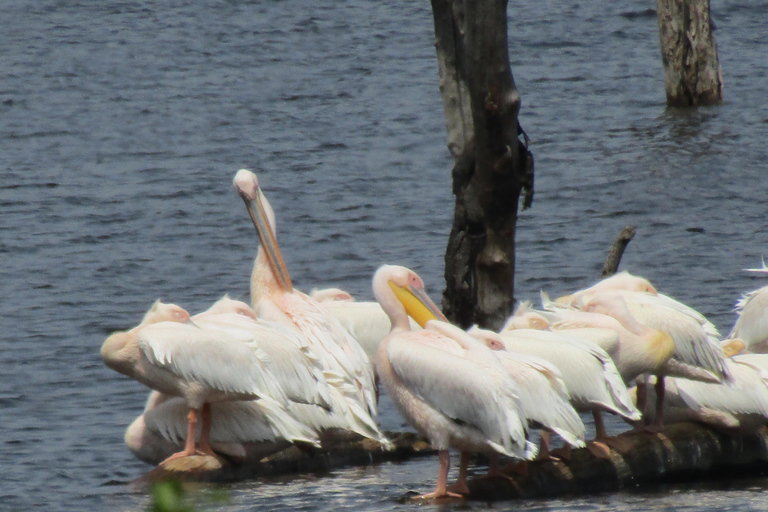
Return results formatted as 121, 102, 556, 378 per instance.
431, 0, 534, 330
656, 0, 723, 106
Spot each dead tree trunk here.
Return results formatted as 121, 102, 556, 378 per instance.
656, 0, 723, 106
431, 0, 533, 330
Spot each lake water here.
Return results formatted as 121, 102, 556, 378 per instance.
2, 0, 767, 510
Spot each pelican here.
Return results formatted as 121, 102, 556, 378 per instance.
556, 271, 658, 305
635, 357, 768, 434
578, 291, 729, 382
309, 287, 355, 302
490, 326, 642, 453
503, 299, 622, 355
727, 284, 768, 353
125, 390, 318, 465
101, 300, 291, 464
315, 297, 421, 362
558, 272, 722, 342
124, 296, 327, 464
233, 169, 386, 446
309, 287, 422, 361
467, 327, 586, 457
373, 264, 531, 499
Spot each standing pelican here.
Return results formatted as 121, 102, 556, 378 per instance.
233, 169, 386, 446
124, 296, 326, 464
101, 301, 290, 464
373, 264, 531, 499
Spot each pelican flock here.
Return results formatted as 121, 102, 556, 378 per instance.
100, 169, 768, 500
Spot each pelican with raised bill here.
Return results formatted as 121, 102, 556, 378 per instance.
373, 264, 533, 499
233, 169, 387, 447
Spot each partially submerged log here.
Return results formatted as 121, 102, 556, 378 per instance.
135, 423, 768, 503
464, 423, 768, 501
133, 432, 434, 485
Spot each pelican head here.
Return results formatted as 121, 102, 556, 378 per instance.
372, 264, 447, 329
233, 169, 293, 292
140, 300, 191, 325
502, 301, 550, 331
201, 295, 257, 319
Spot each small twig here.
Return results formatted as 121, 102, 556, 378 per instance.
601, 225, 636, 278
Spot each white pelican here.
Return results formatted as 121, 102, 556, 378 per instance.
309, 287, 355, 302
315, 297, 421, 362
233, 169, 386, 446
124, 296, 327, 464
503, 300, 622, 355
556, 271, 658, 305
467, 327, 586, 457
635, 357, 768, 434
101, 301, 291, 464
374, 264, 531, 499
579, 291, 729, 382
558, 272, 722, 342
727, 284, 768, 353
490, 327, 642, 452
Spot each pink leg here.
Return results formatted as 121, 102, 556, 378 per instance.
446, 451, 471, 495
416, 450, 464, 500
198, 403, 216, 456
593, 410, 608, 441
586, 410, 612, 459
160, 408, 200, 465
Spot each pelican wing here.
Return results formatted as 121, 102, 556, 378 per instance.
194, 315, 333, 408
624, 299, 728, 380
498, 329, 641, 421
138, 322, 286, 402
282, 291, 378, 417
494, 350, 586, 447
386, 333, 528, 458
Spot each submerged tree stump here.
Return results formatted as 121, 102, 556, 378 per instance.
656, 0, 723, 106
432, 0, 534, 331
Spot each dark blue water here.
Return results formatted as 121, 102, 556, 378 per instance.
2, 0, 767, 510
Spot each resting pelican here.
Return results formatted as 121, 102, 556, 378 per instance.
727, 285, 768, 353
125, 390, 320, 464
491, 326, 641, 453
233, 169, 386, 446
374, 264, 531, 499
467, 327, 586, 457
309, 287, 355, 302
558, 273, 722, 342
124, 296, 327, 464
556, 271, 658, 305
503, 299, 622, 355
579, 291, 728, 382
101, 301, 290, 464
635, 357, 768, 434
